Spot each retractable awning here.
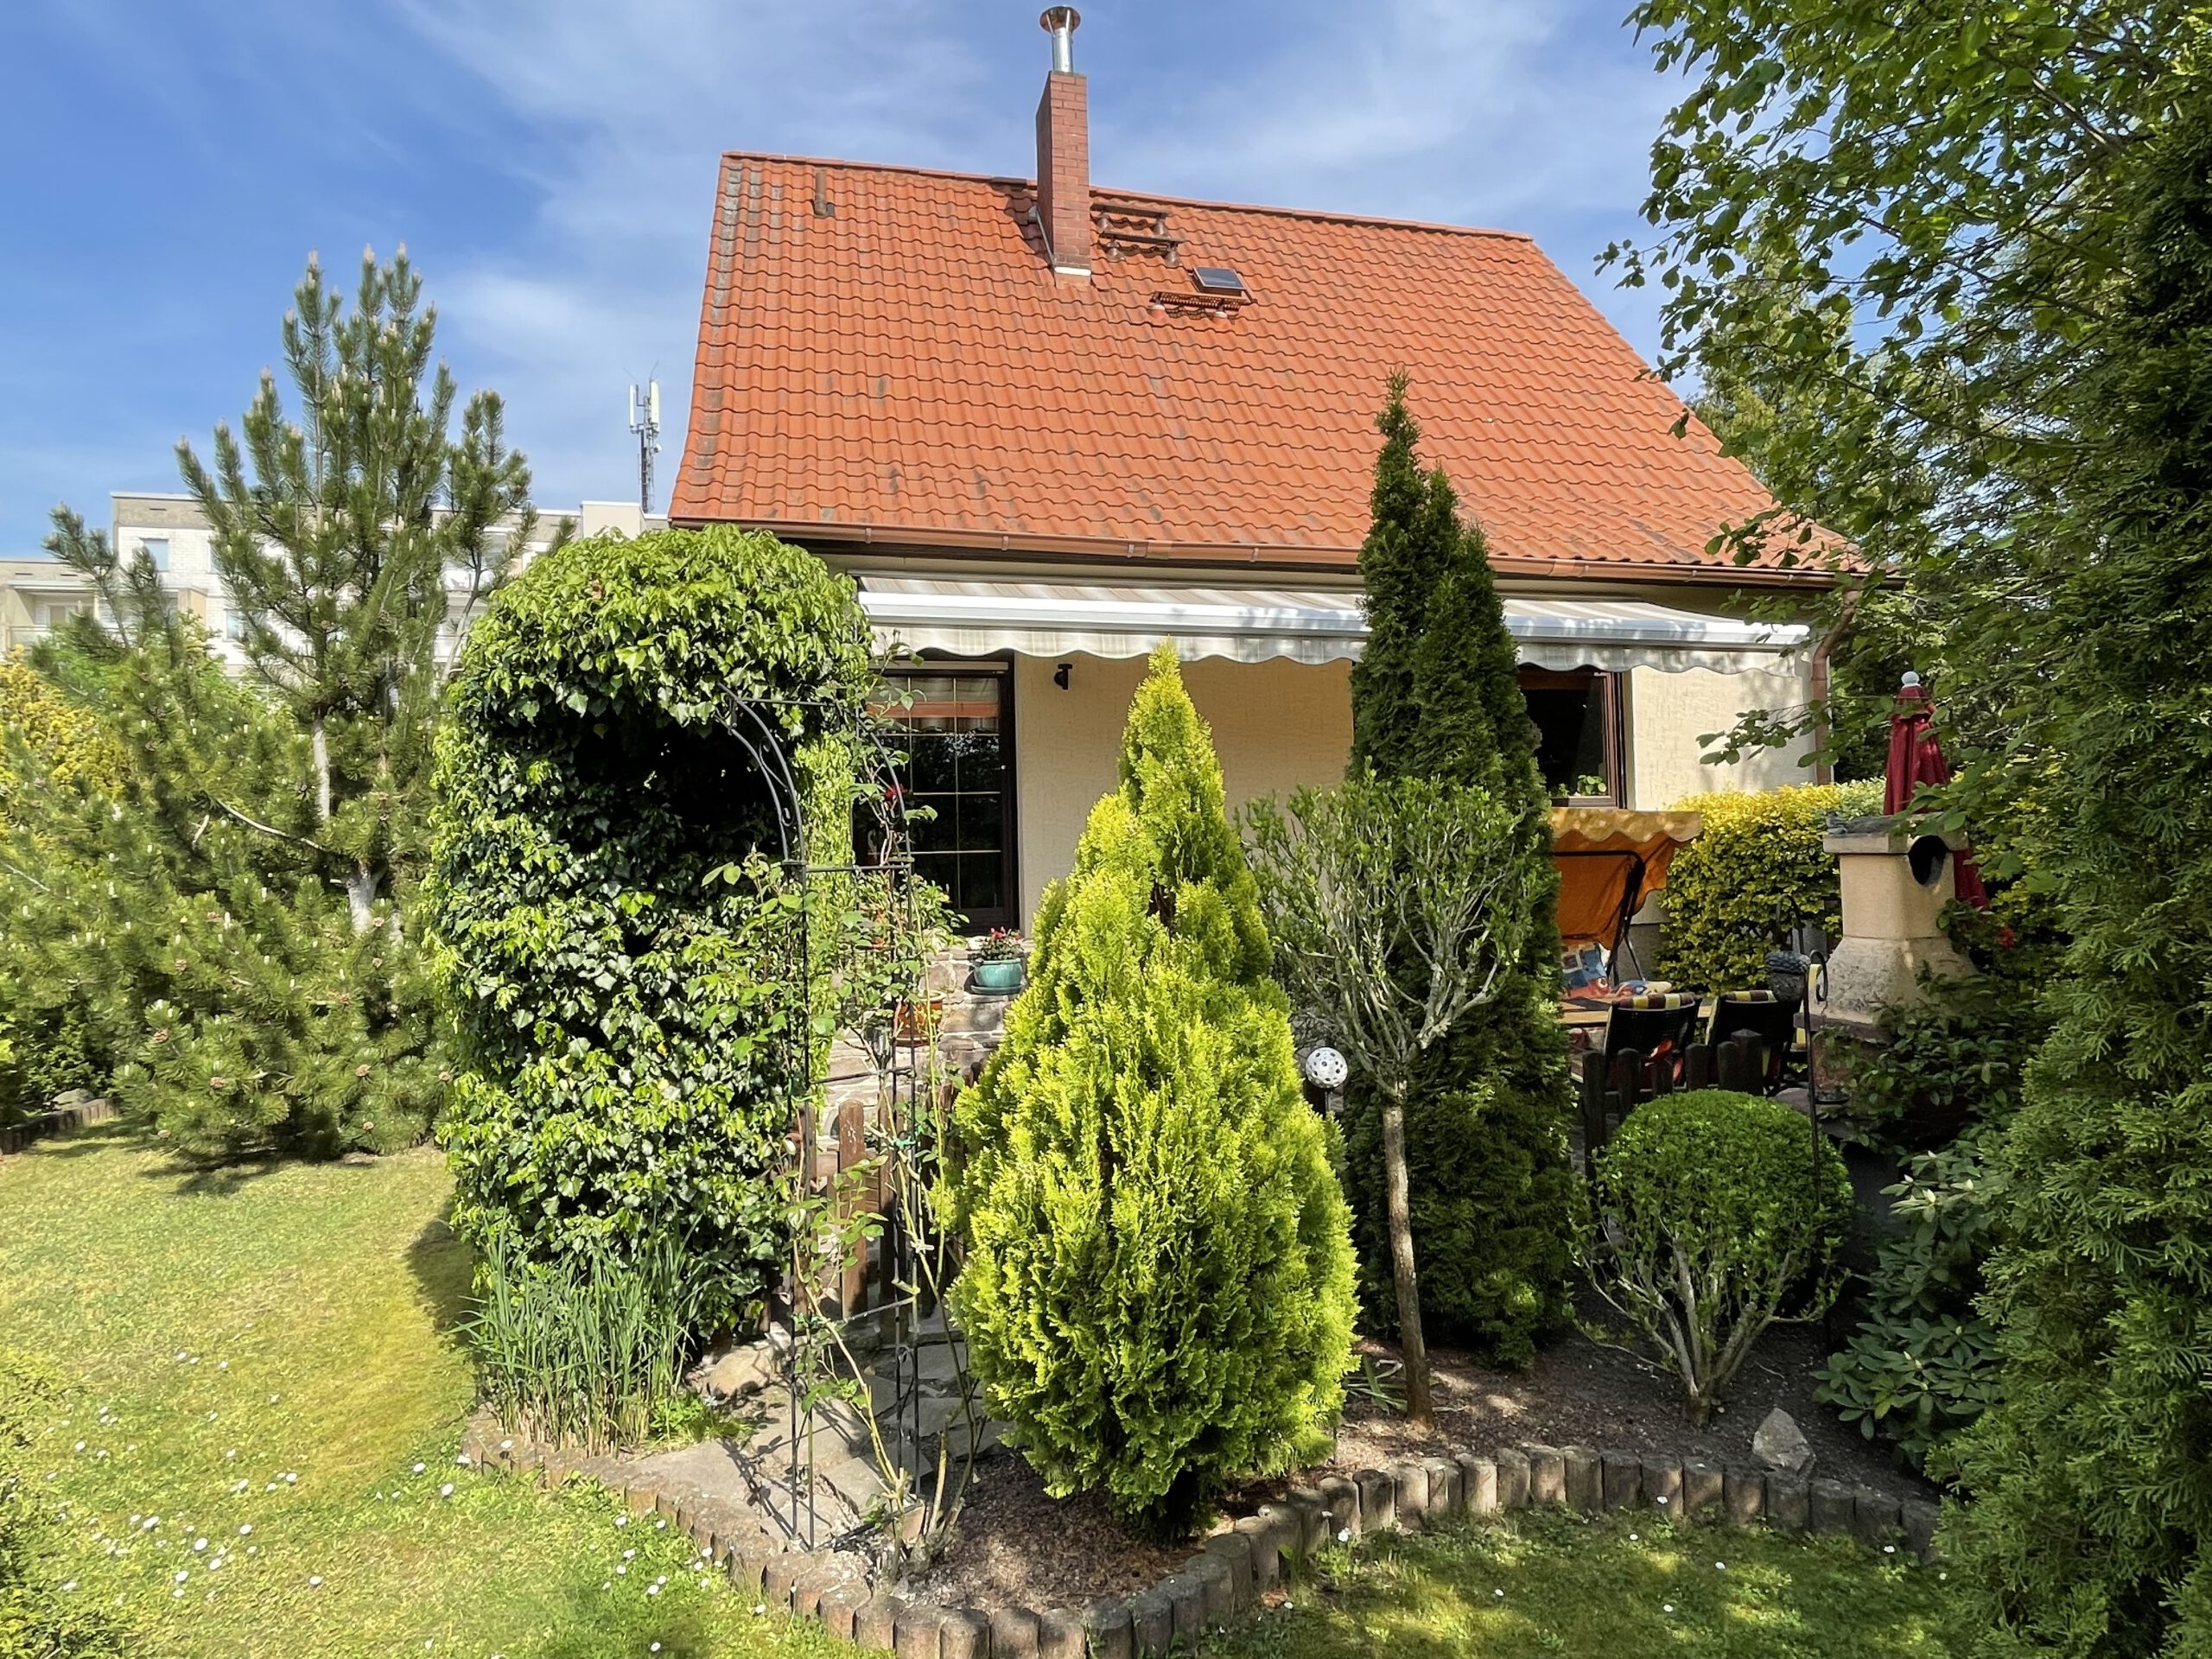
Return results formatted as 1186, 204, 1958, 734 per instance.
856, 578, 1808, 673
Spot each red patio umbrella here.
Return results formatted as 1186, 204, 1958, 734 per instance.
1885, 671, 1990, 910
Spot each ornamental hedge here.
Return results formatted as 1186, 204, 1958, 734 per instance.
1655, 781, 1883, 993
0, 659, 125, 823
429, 527, 875, 1326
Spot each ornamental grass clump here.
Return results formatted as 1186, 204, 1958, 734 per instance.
946, 645, 1357, 1541
466, 1233, 704, 1453
1586, 1090, 1851, 1426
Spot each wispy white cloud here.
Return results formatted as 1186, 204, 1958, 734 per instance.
0, 0, 1681, 546
1109, 1, 1674, 255
391, 0, 1010, 511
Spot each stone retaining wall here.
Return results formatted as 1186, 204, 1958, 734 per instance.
460, 1417, 1941, 1659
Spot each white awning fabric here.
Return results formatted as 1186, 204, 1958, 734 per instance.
857, 577, 1808, 674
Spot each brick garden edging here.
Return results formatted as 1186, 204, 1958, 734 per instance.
0, 1095, 116, 1156
461, 1415, 1942, 1658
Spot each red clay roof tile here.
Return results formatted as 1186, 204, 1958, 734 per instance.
672, 155, 1824, 582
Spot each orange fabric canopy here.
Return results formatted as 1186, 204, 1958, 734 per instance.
1551, 808, 1703, 950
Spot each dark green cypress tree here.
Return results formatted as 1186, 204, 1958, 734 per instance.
1936, 92, 2212, 1653
1343, 380, 1574, 1363
1348, 376, 1448, 779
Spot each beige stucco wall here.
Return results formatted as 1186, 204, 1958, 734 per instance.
1005, 650, 1815, 927
1625, 661, 1817, 809
1011, 653, 1354, 924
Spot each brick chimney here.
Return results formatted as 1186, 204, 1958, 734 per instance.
1034, 8, 1090, 276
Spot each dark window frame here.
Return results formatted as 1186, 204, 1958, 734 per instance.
877, 654, 1020, 931
1517, 666, 1624, 807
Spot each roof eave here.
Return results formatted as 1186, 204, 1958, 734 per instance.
663, 512, 1848, 588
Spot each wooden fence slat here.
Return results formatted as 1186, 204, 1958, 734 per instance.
1716, 1036, 1759, 1094
1683, 1044, 1713, 1091
836, 1096, 867, 1313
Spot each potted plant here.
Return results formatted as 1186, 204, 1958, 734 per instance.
972, 928, 1028, 993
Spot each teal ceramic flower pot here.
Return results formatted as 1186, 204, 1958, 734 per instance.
973, 958, 1027, 993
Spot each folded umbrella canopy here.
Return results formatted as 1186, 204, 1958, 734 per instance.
1885, 672, 1990, 910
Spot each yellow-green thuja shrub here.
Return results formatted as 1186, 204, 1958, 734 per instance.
1656, 781, 1883, 992
0, 659, 126, 824
946, 645, 1357, 1541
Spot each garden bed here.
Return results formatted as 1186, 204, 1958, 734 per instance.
902, 1313, 1932, 1614
1329, 1320, 1931, 1509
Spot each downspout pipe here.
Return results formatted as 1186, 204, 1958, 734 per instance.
1807, 577, 1871, 786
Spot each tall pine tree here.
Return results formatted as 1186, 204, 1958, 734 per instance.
175, 247, 550, 929
5, 249, 557, 1158
1343, 377, 1575, 1364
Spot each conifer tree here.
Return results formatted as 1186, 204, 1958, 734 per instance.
173, 248, 551, 929
1342, 378, 1575, 1366
949, 645, 1357, 1541
3, 249, 556, 1157
1936, 93, 2212, 1653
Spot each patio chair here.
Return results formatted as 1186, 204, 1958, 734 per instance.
1587, 993, 1704, 1090
1707, 989, 1799, 1094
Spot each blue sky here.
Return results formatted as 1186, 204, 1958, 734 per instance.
0, 1, 1682, 552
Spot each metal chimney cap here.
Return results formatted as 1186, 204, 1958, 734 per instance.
1040, 7, 1082, 72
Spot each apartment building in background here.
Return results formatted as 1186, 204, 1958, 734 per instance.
0, 494, 663, 662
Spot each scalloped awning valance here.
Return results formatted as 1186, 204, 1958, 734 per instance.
857, 578, 1808, 674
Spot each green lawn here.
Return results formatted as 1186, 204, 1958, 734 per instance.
1204, 1508, 1958, 1658
3, 1125, 1961, 1656
0, 1125, 842, 1659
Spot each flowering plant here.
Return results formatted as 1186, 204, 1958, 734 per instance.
977, 927, 1027, 962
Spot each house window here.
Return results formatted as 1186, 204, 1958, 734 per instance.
876, 661, 1016, 929
1518, 669, 1622, 804
138, 537, 169, 571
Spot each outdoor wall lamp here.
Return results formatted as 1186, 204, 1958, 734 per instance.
1054, 662, 1073, 689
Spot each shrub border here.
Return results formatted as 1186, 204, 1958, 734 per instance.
461, 1420, 1940, 1657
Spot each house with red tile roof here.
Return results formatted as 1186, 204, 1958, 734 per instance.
670, 9, 1825, 931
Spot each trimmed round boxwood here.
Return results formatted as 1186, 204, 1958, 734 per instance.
428, 526, 875, 1326
1589, 1089, 1852, 1425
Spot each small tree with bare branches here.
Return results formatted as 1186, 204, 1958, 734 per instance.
1246, 775, 1536, 1422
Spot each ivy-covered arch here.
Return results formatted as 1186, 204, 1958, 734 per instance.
429, 525, 875, 1322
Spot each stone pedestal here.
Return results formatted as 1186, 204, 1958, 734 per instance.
1819, 816, 1977, 1032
